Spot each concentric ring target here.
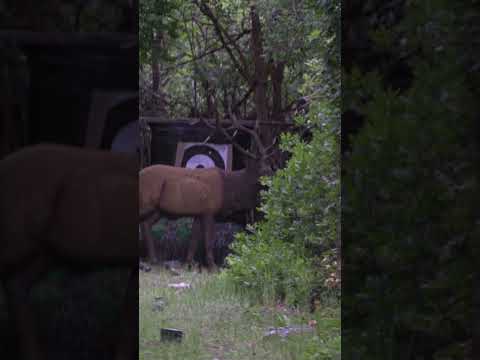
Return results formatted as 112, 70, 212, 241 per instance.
180, 145, 226, 169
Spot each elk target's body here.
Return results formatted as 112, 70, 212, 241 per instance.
139, 164, 224, 217
139, 159, 265, 268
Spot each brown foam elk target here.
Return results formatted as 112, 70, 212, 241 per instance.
139, 113, 275, 269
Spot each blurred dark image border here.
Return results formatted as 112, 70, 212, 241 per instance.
0, 1, 139, 359
342, 1, 479, 359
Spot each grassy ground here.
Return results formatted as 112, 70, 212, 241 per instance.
140, 267, 340, 360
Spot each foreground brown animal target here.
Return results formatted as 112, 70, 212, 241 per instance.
139, 116, 275, 269
139, 160, 264, 268
0, 144, 138, 360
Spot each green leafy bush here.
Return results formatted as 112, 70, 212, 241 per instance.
227, 233, 315, 306
225, 59, 340, 307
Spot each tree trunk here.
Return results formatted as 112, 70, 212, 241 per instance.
271, 61, 285, 122
204, 81, 216, 117
151, 31, 162, 93
151, 57, 160, 93
250, 5, 269, 145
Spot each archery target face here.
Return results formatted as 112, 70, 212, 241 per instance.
181, 144, 225, 169
176, 143, 231, 170
184, 154, 216, 169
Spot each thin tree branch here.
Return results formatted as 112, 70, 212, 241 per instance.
194, 0, 251, 83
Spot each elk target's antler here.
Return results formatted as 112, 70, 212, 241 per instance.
200, 107, 277, 162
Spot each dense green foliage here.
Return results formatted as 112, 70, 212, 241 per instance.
139, 0, 337, 118
224, 2, 341, 308
226, 112, 340, 306
343, 1, 479, 358
226, 88, 340, 306
139, 0, 180, 64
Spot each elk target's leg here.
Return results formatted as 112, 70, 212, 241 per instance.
3, 256, 50, 360
203, 214, 217, 271
114, 268, 138, 360
186, 216, 202, 267
140, 211, 161, 264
